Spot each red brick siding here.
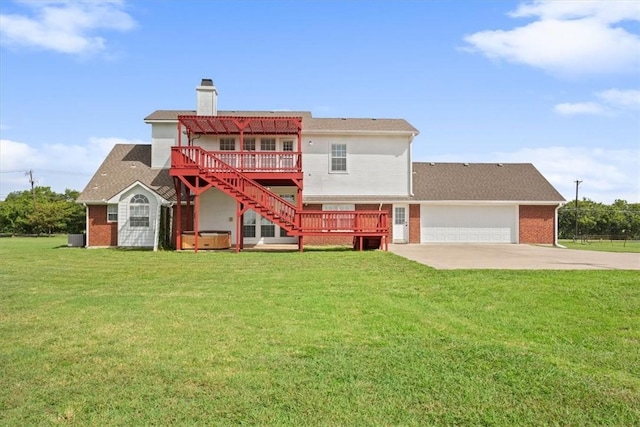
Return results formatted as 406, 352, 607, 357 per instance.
519, 205, 557, 244
87, 205, 117, 247
409, 204, 420, 243
301, 203, 392, 246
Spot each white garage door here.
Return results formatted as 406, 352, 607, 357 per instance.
421, 205, 516, 243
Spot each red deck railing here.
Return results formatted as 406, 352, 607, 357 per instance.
173, 146, 301, 173
299, 211, 389, 235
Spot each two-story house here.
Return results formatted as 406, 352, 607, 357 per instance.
78, 79, 565, 251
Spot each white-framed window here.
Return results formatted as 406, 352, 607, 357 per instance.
244, 138, 256, 151
129, 194, 150, 227
107, 204, 118, 222
282, 140, 294, 152
261, 216, 275, 237
330, 143, 347, 172
243, 210, 256, 238
322, 204, 355, 230
281, 140, 294, 168
260, 138, 276, 151
394, 207, 406, 225
220, 138, 235, 151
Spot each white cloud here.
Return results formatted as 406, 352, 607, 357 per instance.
554, 88, 640, 116
464, 0, 640, 76
0, 137, 146, 198
0, 0, 136, 55
553, 102, 608, 116
428, 146, 640, 204
510, 0, 640, 23
597, 89, 640, 107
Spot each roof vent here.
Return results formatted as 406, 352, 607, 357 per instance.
497, 163, 504, 167
429, 162, 435, 166
201, 78, 213, 86
463, 163, 469, 166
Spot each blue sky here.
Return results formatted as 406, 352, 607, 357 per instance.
1, 0, 639, 203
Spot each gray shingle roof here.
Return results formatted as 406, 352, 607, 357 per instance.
78, 147, 564, 204
412, 162, 565, 202
144, 110, 418, 134
77, 145, 175, 203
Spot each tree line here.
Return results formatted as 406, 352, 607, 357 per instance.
0, 187, 85, 235
558, 199, 640, 240
1, 187, 638, 240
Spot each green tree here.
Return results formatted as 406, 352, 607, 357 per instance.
0, 187, 85, 235
558, 198, 640, 240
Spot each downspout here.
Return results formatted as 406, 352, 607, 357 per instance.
554, 204, 566, 248
153, 202, 161, 252
408, 134, 415, 196
83, 203, 89, 248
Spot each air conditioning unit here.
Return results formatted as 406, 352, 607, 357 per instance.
67, 234, 86, 247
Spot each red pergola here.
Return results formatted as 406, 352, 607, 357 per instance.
178, 115, 302, 140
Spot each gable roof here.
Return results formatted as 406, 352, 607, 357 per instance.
412, 162, 565, 202
77, 145, 175, 203
144, 110, 418, 134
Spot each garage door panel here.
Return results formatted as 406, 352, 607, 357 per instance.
421, 206, 516, 243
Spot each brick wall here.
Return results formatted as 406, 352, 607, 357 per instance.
301, 203, 392, 246
409, 204, 420, 243
87, 205, 117, 247
519, 205, 557, 244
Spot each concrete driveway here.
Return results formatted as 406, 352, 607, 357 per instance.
389, 244, 640, 270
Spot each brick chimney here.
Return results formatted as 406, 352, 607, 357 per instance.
196, 78, 217, 116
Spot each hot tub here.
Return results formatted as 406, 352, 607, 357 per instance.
181, 230, 231, 250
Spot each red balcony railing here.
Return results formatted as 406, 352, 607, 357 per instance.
172, 146, 301, 173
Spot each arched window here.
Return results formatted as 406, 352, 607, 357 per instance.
129, 194, 150, 227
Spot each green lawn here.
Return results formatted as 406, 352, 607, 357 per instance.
560, 239, 640, 253
1, 237, 639, 426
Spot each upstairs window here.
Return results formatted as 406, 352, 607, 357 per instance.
129, 194, 150, 227
107, 204, 118, 222
260, 138, 276, 151
244, 138, 256, 151
220, 138, 235, 151
330, 143, 347, 172
282, 140, 294, 152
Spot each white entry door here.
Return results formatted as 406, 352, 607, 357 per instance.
393, 204, 409, 243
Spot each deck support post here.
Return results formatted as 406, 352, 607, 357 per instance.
235, 200, 242, 253
174, 177, 182, 250
193, 186, 200, 253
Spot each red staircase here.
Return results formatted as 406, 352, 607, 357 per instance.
172, 146, 300, 233
171, 146, 389, 250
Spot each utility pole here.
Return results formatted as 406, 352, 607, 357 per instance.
26, 169, 36, 210
574, 179, 582, 241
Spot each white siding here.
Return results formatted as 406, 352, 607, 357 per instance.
302, 134, 411, 196
117, 186, 159, 247
198, 189, 237, 243
421, 205, 517, 243
151, 123, 179, 169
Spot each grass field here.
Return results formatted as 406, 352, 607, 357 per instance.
560, 239, 640, 253
1, 237, 639, 425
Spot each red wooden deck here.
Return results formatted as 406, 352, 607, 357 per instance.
170, 115, 390, 252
